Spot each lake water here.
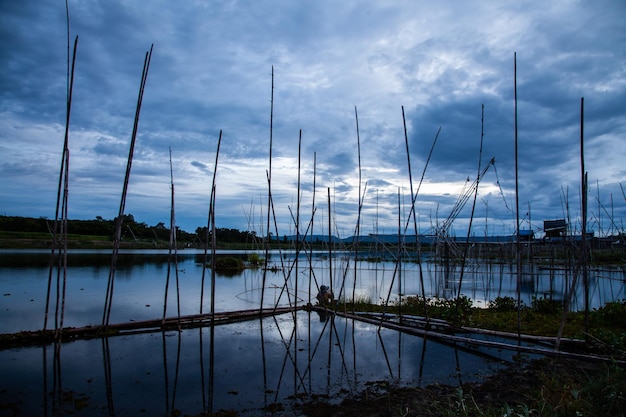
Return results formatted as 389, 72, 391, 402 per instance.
0, 249, 624, 415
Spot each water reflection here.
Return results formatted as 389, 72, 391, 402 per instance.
0, 250, 624, 415
1, 310, 519, 416
0, 250, 624, 334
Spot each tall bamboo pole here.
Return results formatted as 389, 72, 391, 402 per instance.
163, 148, 181, 324
351, 106, 362, 311
309, 152, 317, 300
580, 97, 589, 332
102, 44, 153, 327
514, 52, 522, 338
261, 66, 274, 312
295, 130, 302, 314
554, 110, 590, 350
401, 106, 429, 320
455, 104, 485, 321
210, 184, 217, 319
307, 151, 316, 393
294, 129, 302, 394
328, 187, 333, 303
44, 35, 78, 332
200, 130, 222, 314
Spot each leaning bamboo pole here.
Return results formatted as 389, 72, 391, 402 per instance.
163, 148, 181, 325
210, 183, 217, 320
200, 130, 222, 315
102, 44, 153, 328
401, 106, 429, 321
455, 104, 485, 320
44, 35, 78, 333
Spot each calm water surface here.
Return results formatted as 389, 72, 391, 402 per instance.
0, 249, 623, 415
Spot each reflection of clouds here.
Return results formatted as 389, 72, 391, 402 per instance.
0, 309, 511, 414
3, 252, 622, 334
0, 244, 622, 409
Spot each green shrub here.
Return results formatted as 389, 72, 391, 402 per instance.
590, 299, 626, 326
247, 252, 263, 266
213, 256, 244, 274
488, 296, 522, 311
530, 296, 563, 314
432, 296, 473, 324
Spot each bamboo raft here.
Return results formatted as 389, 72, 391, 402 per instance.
313, 307, 626, 365
0, 306, 303, 350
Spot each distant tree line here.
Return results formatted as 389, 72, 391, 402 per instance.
195, 227, 258, 245
0, 215, 258, 245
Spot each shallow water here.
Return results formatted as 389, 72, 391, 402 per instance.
0, 249, 623, 415
0, 249, 623, 334
1, 310, 515, 416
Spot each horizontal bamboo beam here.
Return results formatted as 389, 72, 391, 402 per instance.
0, 306, 303, 350
324, 308, 625, 365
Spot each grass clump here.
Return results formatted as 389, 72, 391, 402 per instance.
247, 252, 263, 266
212, 256, 244, 275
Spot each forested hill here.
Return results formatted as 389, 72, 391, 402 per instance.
0, 215, 259, 247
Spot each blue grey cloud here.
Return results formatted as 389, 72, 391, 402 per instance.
1, 0, 624, 237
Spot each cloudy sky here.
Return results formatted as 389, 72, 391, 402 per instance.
1, 1, 625, 238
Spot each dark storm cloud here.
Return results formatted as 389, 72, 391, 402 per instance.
1, 0, 624, 235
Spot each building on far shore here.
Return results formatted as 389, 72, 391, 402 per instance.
543, 219, 567, 239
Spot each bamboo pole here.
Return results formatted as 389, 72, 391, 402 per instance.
455, 104, 485, 320
401, 106, 430, 320
309, 152, 317, 301
52, 3, 75, 340
102, 44, 153, 328
328, 187, 333, 303
44, 35, 78, 333
210, 184, 217, 320
294, 130, 302, 391
4, 307, 304, 350
514, 52, 522, 339
261, 66, 275, 312
555, 99, 589, 351
200, 130, 222, 315
580, 98, 590, 333
163, 148, 181, 325
350, 106, 363, 311
295, 130, 302, 314
326, 308, 624, 365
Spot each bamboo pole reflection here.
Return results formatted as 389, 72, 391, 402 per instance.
271, 315, 308, 402
161, 331, 170, 414
42, 345, 48, 417
198, 327, 206, 412
297, 311, 332, 394
161, 331, 183, 416
377, 329, 393, 378
260, 316, 269, 410
102, 337, 115, 417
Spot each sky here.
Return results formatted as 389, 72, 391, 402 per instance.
1, 1, 625, 238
